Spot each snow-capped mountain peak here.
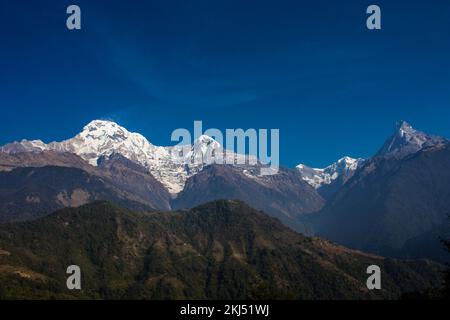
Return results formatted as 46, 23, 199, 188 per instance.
296, 156, 364, 189
329, 156, 362, 172
0, 139, 47, 154
194, 134, 220, 145
376, 120, 447, 158
190, 135, 222, 156
78, 120, 155, 150
48, 120, 167, 168
396, 120, 429, 146
80, 120, 134, 140
397, 120, 414, 134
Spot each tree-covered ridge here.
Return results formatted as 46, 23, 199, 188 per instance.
0, 201, 444, 300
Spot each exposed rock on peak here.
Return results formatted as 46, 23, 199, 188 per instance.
376, 120, 447, 159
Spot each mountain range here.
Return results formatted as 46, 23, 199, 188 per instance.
0, 119, 449, 266
0, 120, 324, 230
1, 120, 255, 194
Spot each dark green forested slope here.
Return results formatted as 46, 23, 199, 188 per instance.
0, 201, 444, 300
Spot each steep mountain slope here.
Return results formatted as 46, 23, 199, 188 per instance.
172, 165, 324, 233
0, 150, 92, 172
313, 122, 450, 262
0, 201, 444, 300
0, 166, 157, 222
297, 157, 365, 199
0, 151, 172, 222
0, 151, 171, 210
96, 153, 172, 210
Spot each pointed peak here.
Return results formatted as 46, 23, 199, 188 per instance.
396, 120, 412, 131
337, 156, 359, 164
194, 135, 221, 146
395, 120, 417, 137
377, 121, 447, 158
331, 157, 364, 172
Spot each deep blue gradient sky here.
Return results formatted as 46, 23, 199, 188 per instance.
1, 0, 450, 167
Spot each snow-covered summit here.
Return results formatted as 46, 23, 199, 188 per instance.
48, 120, 168, 166
0, 139, 47, 154
296, 156, 365, 189
376, 121, 447, 158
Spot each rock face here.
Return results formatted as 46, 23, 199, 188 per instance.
0, 151, 172, 222
0, 166, 153, 222
312, 122, 450, 262
172, 165, 325, 233
96, 153, 172, 210
0, 201, 443, 300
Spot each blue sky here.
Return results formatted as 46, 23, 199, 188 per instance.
1, 0, 450, 167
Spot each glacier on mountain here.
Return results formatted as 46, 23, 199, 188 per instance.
296, 156, 365, 189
